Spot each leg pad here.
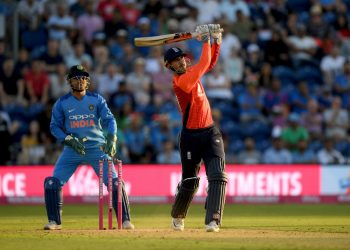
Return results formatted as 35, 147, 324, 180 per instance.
44, 177, 63, 225
171, 177, 200, 218
205, 158, 227, 225
112, 178, 131, 222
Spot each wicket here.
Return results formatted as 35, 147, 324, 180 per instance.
98, 158, 123, 230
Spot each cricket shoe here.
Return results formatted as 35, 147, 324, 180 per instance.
44, 220, 62, 230
206, 220, 220, 232
172, 218, 184, 231
122, 220, 135, 230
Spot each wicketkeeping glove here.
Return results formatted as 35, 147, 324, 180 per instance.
195, 24, 210, 42
102, 133, 117, 157
64, 135, 86, 155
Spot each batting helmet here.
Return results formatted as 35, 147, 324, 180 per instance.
164, 47, 186, 64
66, 65, 90, 81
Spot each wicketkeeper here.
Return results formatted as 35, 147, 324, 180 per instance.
164, 24, 227, 232
43, 65, 134, 230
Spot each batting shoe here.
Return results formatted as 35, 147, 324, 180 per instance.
206, 220, 220, 232
122, 220, 135, 230
172, 218, 184, 231
44, 220, 62, 230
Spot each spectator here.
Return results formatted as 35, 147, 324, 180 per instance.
151, 62, 173, 104
39, 39, 64, 74
64, 41, 93, 68
47, 3, 74, 41
118, 43, 139, 74
0, 57, 26, 107
21, 17, 48, 53
96, 62, 124, 100
323, 96, 349, 141
238, 80, 265, 124
204, 62, 233, 101
231, 10, 253, 43
18, 120, 45, 165
104, 12, 128, 39
334, 60, 350, 107
281, 113, 309, 151
125, 57, 152, 108
289, 81, 315, 114
142, 0, 163, 19
220, 22, 241, 61
264, 28, 291, 67
317, 85, 334, 111
321, 46, 345, 85
145, 46, 163, 74
92, 45, 110, 75
237, 137, 261, 164
292, 139, 317, 164
288, 24, 318, 67
334, 14, 350, 39
219, 0, 250, 23
262, 77, 288, 117
123, 113, 150, 163
15, 48, 30, 77
119, 0, 141, 27
223, 48, 244, 84
156, 139, 181, 164
24, 58, 50, 105
300, 99, 323, 141
317, 137, 346, 164
109, 29, 129, 61
109, 82, 135, 130
271, 103, 290, 128
132, 17, 156, 57
180, 6, 198, 33
258, 62, 273, 89
191, 0, 220, 24
269, 0, 288, 24
49, 63, 70, 101
263, 126, 292, 164
97, 0, 121, 22
17, 0, 44, 31
307, 4, 333, 39
245, 44, 263, 75
69, 0, 86, 18
0, 110, 19, 165
150, 114, 176, 154
76, 1, 104, 44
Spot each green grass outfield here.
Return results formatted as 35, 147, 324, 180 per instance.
0, 204, 349, 250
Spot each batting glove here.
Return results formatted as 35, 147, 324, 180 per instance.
64, 134, 86, 155
208, 24, 221, 34
102, 133, 117, 157
195, 24, 210, 42
208, 24, 222, 44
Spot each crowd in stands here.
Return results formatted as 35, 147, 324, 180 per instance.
1, 0, 350, 165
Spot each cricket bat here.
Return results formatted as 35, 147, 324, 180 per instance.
134, 29, 223, 47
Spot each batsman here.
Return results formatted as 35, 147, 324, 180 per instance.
164, 24, 227, 232
43, 65, 134, 230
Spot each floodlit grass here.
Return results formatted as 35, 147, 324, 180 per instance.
0, 204, 349, 250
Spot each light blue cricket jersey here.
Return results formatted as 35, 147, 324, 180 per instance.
50, 91, 117, 149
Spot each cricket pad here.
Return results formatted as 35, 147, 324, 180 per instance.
112, 178, 131, 222
44, 176, 63, 225
171, 177, 200, 218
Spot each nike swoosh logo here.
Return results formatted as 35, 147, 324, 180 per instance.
68, 109, 75, 113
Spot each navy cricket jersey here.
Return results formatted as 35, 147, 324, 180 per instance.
50, 91, 117, 149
